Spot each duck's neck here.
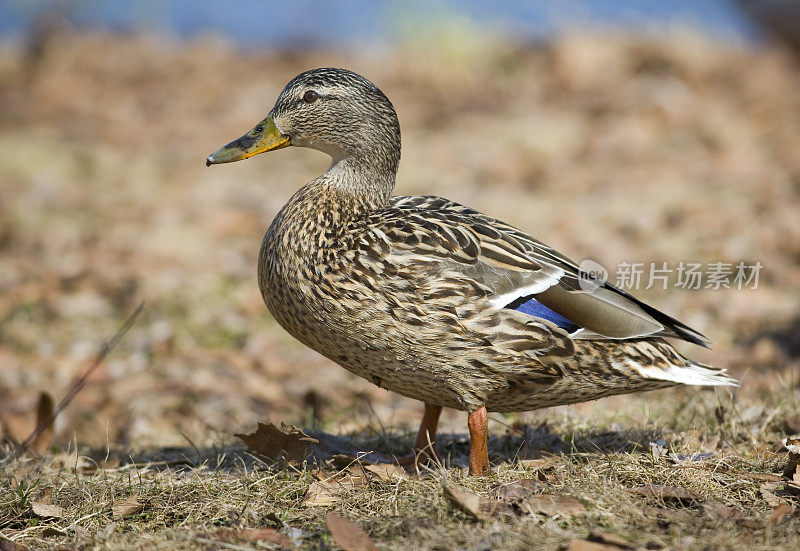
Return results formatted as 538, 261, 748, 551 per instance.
318, 151, 398, 217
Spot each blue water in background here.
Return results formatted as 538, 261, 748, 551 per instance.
0, 0, 759, 46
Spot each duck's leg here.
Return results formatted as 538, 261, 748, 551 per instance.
467, 406, 490, 475
413, 403, 442, 455
395, 402, 442, 468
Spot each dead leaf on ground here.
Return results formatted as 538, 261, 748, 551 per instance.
492, 478, 545, 502
630, 484, 698, 504
785, 414, 800, 435
744, 472, 782, 482
587, 530, 637, 549
785, 480, 800, 495
641, 506, 695, 524
31, 489, 64, 519
31, 501, 64, 519
702, 500, 742, 522
211, 528, 294, 548
111, 496, 143, 519
363, 462, 407, 481
303, 480, 340, 507
0, 535, 28, 551
737, 518, 766, 530
768, 503, 796, 525
325, 513, 377, 551
29, 392, 54, 454
236, 422, 319, 463
443, 485, 513, 520
760, 483, 784, 506
517, 456, 560, 470
523, 494, 586, 516
564, 539, 622, 551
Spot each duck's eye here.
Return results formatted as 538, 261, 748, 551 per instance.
303, 90, 319, 103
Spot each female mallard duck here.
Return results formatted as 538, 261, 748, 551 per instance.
207, 68, 737, 475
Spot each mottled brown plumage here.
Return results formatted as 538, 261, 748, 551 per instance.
207, 68, 737, 474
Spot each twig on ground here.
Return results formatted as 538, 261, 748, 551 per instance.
1, 301, 145, 465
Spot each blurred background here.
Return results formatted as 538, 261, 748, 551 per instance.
1, 0, 799, 452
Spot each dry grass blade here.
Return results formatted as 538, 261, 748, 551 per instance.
2, 301, 145, 465
325, 513, 377, 551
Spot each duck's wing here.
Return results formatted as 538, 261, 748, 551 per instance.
378, 196, 710, 348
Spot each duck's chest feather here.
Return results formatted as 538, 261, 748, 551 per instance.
255, 186, 506, 409
257, 183, 410, 364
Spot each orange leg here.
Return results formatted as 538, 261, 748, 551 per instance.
413, 403, 442, 455
396, 403, 442, 468
467, 406, 490, 476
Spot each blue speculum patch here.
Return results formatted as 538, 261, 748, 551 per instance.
506, 296, 580, 332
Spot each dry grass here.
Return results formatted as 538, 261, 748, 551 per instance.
2, 386, 799, 549
1, 23, 800, 549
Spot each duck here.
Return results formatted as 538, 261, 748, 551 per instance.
206, 68, 737, 475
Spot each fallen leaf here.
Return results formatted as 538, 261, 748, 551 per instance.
517, 456, 560, 470
303, 480, 340, 507
744, 473, 782, 482
325, 513, 377, 551
630, 484, 697, 504
702, 500, 741, 522
523, 494, 586, 516
40, 527, 66, 538
331, 454, 359, 469
768, 503, 795, 525
31, 501, 64, 519
492, 478, 544, 502
565, 539, 620, 551
31, 490, 64, 519
641, 506, 695, 524
785, 481, 800, 496
211, 528, 293, 547
363, 463, 407, 481
236, 423, 319, 463
587, 530, 637, 549
737, 518, 765, 530
111, 496, 143, 519
0, 536, 28, 551
760, 483, 784, 506
29, 392, 54, 454
785, 414, 800, 435
443, 485, 512, 520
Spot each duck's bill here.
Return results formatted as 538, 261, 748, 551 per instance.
206, 112, 290, 166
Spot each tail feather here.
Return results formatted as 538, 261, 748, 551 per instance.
630, 359, 739, 387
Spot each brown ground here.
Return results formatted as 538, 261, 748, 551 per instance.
0, 26, 799, 550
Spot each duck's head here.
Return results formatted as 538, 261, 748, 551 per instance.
206, 68, 401, 174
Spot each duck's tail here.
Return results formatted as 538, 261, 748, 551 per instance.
615, 339, 739, 388
635, 360, 739, 387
